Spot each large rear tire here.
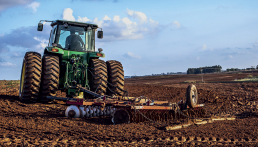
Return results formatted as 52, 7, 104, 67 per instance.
89, 59, 108, 96
106, 60, 124, 96
19, 52, 42, 103
40, 55, 59, 102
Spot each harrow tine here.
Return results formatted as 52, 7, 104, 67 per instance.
126, 106, 207, 125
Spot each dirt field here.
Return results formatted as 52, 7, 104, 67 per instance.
1, 71, 258, 147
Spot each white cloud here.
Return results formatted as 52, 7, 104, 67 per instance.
34, 37, 48, 53
93, 17, 104, 27
253, 40, 258, 49
103, 15, 111, 21
123, 52, 141, 59
169, 21, 184, 30
62, 8, 75, 21
120, 17, 141, 39
149, 18, 158, 25
27, 2, 40, 13
78, 16, 91, 22
0, 25, 51, 54
122, 17, 134, 26
113, 15, 121, 22
62, 8, 92, 23
61, 8, 160, 41
11, 52, 24, 58
126, 8, 134, 16
228, 55, 233, 58
172, 21, 180, 28
134, 11, 148, 23
0, 62, 16, 67
202, 44, 207, 50
126, 8, 148, 23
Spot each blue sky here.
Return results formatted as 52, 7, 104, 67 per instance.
0, 0, 258, 79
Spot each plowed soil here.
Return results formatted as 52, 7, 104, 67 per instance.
1, 71, 258, 147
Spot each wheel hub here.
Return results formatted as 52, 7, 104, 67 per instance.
68, 110, 76, 118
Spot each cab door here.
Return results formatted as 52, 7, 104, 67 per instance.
48, 26, 57, 46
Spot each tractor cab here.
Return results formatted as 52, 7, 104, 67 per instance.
37, 20, 103, 52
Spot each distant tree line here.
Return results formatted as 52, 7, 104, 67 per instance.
226, 68, 241, 72
152, 72, 185, 76
187, 65, 222, 74
226, 66, 256, 72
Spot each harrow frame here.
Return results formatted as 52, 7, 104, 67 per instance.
47, 84, 205, 125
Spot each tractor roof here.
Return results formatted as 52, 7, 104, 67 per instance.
51, 20, 99, 29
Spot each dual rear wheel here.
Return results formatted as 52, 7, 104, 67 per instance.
89, 59, 124, 96
19, 52, 124, 103
19, 52, 59, 103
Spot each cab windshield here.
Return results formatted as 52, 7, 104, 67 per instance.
55, 25, 95, 52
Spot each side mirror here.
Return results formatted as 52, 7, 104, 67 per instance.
97, 31, 103, 39
37, 23, 43, 31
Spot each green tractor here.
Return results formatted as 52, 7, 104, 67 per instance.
19, 20, 124, 103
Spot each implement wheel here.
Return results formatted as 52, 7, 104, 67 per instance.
89, 59, 108, 96
112, 109, 130, 124
40, 55, 59, 102
186, 84, 198, 108
19, 52, 42, 103
106, 60, 124, 96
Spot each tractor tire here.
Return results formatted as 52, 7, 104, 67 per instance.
40, 55, 59, 102
186, 84, 198, 108
106, 60, 124, 96
19, 52, 42, 103
89, 59, 108, 96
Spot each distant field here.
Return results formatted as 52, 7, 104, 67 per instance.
0, 80, 19, 87
0, 80, 19, 95
1, 70, 258, 90
125, 70, 258, 85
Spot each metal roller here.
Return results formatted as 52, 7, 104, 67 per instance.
103, 107, 107, 116
106, 106, 111, 116
65, 105, 80, 118
96, 106, 100, 117
99, 106, 104, 116
85, 106, 90, 118
112, 109, 130, 125
89, 106, 94, 117
92, 107, 97, 117
110, 107, 114, 114
79, 106, 86, 118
